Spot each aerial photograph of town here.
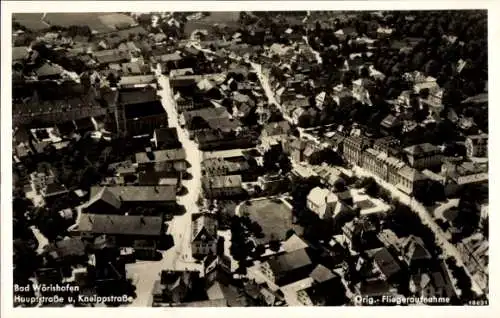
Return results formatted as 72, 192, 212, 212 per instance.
9, 10, 488, 307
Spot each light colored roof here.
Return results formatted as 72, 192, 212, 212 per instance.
283, 234, 309, 253
119, 75, 156, 86
135, 148, 186, 164
310, 264, 335, 283
307, 187, 338, 206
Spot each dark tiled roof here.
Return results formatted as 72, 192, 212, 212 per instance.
154, 127, 181, 148
77, 213, 163, 236
119, 87, 159, 105
124, 101, 165, 119
268, 248, 312, 276
45, 183, 69, 197
53, 238, 86, 258
90, 185, 176, 202
370, 248, 401, 278
86, 187, 121, 210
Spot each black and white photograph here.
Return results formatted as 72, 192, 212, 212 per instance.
1, 1, 495, 314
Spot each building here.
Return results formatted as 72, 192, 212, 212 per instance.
400, 235, 432, 268
362, 147, 406, 184
403, 143, 442, 169
202, 157, 250, 177
366, 247, 402, 281
83, 187, 122, 214
89, 185, 176, 210
465, 134, 488, 158
152, 270, 197, 304
195, 129, 257, 151
152, 128, 182, 150
191, 213, 218, 257
74, 213, 164, 247
409, 270, 450, 298
257, 174, 289, 193
115, 87, 166, 136
260, 248, 313, 286
457, 233, 488, 293
396, 165, 427, 195
202, 175, 244, 199
179, 107, 231, 128
285, 137, 308, 163
306, 187, 350, 220
13, 85, 107, 126
343, 136, 372, 166
441, 160, 488, 190
135, 148, 187, 173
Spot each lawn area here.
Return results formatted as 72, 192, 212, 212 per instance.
240, 198, 303, 244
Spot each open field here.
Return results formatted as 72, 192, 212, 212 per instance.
14, 12, 135, 33
184, 12, 241, 39
240, 198, 302, 244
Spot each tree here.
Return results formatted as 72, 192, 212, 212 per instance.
334, 178, 347, 192
414, 180, 445, 206
263, 144, 291, 174
106, 72, 120, 87
297, 114, 314, 128
269, 238, 281, 252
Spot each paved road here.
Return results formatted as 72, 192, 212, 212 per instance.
126, 65, 203, 307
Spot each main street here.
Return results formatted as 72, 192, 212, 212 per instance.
126, 65, 203, 307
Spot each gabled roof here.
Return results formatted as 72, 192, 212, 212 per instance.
77, 213, 163, 236
403, 143, 439, 156
154, 127, 181, 148
192, 213, 217, 242
267, 248, 312, 276
401, 235, 432, 264
90, 185, 176, 202
35, 62, 64, 77
85, 187, 121, 210
310, 264, 336, 283
12, 46, 29, 61
135, 148, 186, 164
307, 187, 338, 206
119, 86, 158, 105
368, 247, 401, 278
282, 234, 309, 253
